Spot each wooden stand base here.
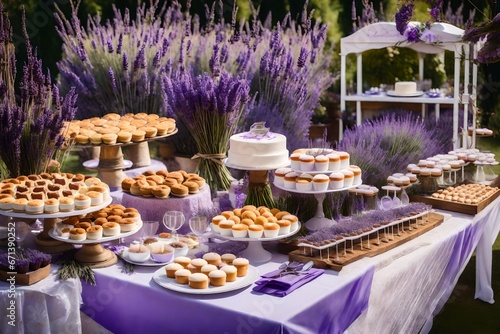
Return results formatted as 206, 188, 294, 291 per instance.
95, 145, 128, 188
0, 264, 51, 285
74, 243, 118, 268
289, 212, 444, 271
126, 142, 151, 168
35, 218, 74, 253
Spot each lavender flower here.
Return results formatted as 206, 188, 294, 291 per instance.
395, 3, 414, 35
404, 25, 421, 43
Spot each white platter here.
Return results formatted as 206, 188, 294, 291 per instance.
210, 222, 301, 242
0, 198, 112, 219
121, 248, 172, 267
83, 159, 133, 170
48, 220, 142, 244
386, 90, 424, 97
274, 182, 360, 194
152, 265, 259, 294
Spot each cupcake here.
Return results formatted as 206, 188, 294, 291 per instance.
299, 155, 315, 171
102, 222, 121, 236
248, 224, 264, 239
276, 219, 291, 235
26, 200, 44, 214
221, 253, 236, 265
312, 174, 329, 191
349, 165, 363, 185
231, 224, 249, 238
201, 264, 218, 276
290, 153, 302, 170
218, 220, 235, 236
173, 256, 191, 269
175, 268, 191, 284
221, 265, 238, 282
189, 273, 209, 289
295, 179, 312, 192
327, 153, 341, 171
233, 258, 249, 277
274, 167, 292, 187
0, 196, 15, 211
74, 194, 91, 210
282, 214, 299, 231
329, 172, 344, 189
209, 270, 227, 287
338, 151, 350, 169
284, 172, 299, 189
44, 198, 60, 213
263, 222, 280, 238
12, 198, 29, 213
118, 218, 136, 232
86, 191, 104, 206
314, 155, 329, 171
191, 258, 208, 272
69, 227, 86, 241
164, 262, 184, 278
86, 225, 103, 240
341, 170, 354, 187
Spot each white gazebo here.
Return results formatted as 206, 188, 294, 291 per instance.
340, 21, 477, 148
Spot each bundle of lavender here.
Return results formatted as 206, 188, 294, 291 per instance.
0, 5, 77, 178
0, 249, 51, 274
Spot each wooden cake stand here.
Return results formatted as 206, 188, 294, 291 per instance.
78, 130, 177, 188
49, 220, 143, 268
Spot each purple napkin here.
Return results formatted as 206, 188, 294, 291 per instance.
253, 268, 324, 297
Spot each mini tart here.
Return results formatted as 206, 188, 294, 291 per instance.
12, 198, 29, 212
117, 130, 132, 143
170, 184, 189, 197
0, 196, 15, 210
75, 222, 92, 230
186, 176, 206, 189
75, 134, 90, 144
89, 133, 103, 145
221, 265, 238, 282
86, 225, 103, 240
43, 198, 60, 213
69, 227, 87, 241
102, 133, 118, 145
86, 191, 104, 206
189, 273, 209, 289
202, 252, 222, 266
165, 263, 184, 278
118, 217, 136, 232
93, 217, 108, 226
102, 222, 121, 236
26, 199, 45, 214
175, 268, 191, 284
74, 194, 91, 210
209, 270, 227, 287
131, 130, 146, 142
139, 126, 158, 138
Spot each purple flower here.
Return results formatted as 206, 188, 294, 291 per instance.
430, 7, 440, 21
297, 46, 309, 68
122, 52, 129, 71
395, 4, 414, 35
421, 30, 437, 43
117, 33, 123, 54
108, 67, 117, 92
404, 25, 421, 43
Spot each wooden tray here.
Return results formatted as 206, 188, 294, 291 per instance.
289, 212, 444, 271
0, 264, 50, 285
409, 188, 500, 215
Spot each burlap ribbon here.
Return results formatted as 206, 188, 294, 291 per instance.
191, 153, 226, 165
97, 155, 124, 170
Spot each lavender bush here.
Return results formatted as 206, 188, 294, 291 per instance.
162, 70, 250, 191
0, 6, 77, 178
337, 113, 450, 189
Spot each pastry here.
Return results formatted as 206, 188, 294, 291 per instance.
182, 181, 199, 194
164, 263, 184, 278
329, 172, 344, 189
0, 196, 15, 210
93, 217, 108, 226
314, 155, 329, 171
221, 253, 236, 265
190, 258, 208, 272
263, 222, 280, 238
26, 199, 44, 214
221, 265, 238, 282
231, 223, 249, 238
209, 270, 227, 287
69, 227, 86, 241
233, 258, 249, 277
102, 222, 121, 236
86, 225, 103, 240
118, 217, 136, 232
74, 194, 91, 210
188, 273, 209, 289
218, 220, 234, 236
131, 129, 146, 142
57, 226, 71, 238
312, 174, 329, 191
327, 153, 341, 171
299, 154, 315, 171
151, 185, 170, 198
201, 264, 218, 276
12, 198, 28, 212
89, 133, 103, 145
75, 222, 92, 230
86, 191, 104, 206
202, 252, 222, 266
276, 219, 292, 235
173, 256, 191, 269
248, 224, 264, 238
170, 184, 189, 197
140, 126, 158, 138
211, 215, 225, 233
102, 133, 118, 145
174, 268, 191, 284
117, 130, 132, 143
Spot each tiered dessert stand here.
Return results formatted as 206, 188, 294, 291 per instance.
80, 130, 177, 188
274, 181, 358, 231
0, 199, 111, 254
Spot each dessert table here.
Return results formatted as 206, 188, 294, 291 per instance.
80, 252, 375, 334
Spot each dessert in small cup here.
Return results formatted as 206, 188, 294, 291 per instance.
128, 242, 151, 263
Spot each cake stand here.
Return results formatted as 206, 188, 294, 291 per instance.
0, 198, 112, 253
225, 160, 290, 208
49, 220, 143, 268
274, 183, 358, 231
77, 130, 177, 188
209, 222, 301, 263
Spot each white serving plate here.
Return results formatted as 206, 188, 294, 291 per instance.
386, 90, 424, 97
48, 220, 142, 244
152, 265, 259, 294
121, 247, 173, 267
210, 222, 301, 242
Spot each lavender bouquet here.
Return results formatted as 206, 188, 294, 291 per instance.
0, 6, 77, 178
162, 70, 250, 191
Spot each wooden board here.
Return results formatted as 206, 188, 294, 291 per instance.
409, 188, 500, 215
289, 212, 444, 271
0, 264, 50, 285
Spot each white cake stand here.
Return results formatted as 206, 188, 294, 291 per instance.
209, 222, 301, 263
49, 220, 143, 268
274, 183, 358, 231
0, 198, 112, 253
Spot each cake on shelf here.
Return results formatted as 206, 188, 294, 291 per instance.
394, 81, 418, 95
226, 122, 289, 169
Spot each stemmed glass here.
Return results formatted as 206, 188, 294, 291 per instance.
162, 211, 185, 241
189, 215, 209, 252
140, 221, 159, 241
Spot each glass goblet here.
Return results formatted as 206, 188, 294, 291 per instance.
189, 215, 209, 252
140, 221, 159, 241
162, 211, 185, 241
